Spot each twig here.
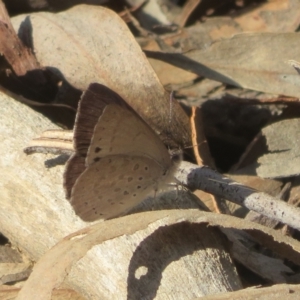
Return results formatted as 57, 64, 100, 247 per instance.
176, 161, 300, 231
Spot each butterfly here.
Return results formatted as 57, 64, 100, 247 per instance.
64, 83, 178, 221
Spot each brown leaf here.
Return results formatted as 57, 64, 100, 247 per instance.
11, 5, 191, 148
146, 32, 300, 98
235, 0, 300, 32
238, 119, 300, 178
0, 2, 40, 76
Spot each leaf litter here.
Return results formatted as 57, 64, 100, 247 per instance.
0, 0, 300, 299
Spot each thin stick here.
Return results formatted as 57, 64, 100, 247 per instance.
176, 161, 300, 231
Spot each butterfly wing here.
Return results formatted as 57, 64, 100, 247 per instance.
73, 84, 129, 157
86, 103, 172, 170
70, 155, 171, 221
64, 84, 172, 199
66, 84, 177, 219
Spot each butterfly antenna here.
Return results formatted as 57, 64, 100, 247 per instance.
166, 90, 178, 146
169, 90, 174, 125
166, 90, 184, 160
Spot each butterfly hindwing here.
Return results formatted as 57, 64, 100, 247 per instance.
70, 155, 169, 221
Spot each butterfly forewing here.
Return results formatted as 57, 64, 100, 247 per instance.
87, 104, 171, 170
73, 84, 129, 157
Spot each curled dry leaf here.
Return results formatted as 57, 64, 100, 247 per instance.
222, 226, 294, 283
17, 210, 300, 299
11, 5, 190, 148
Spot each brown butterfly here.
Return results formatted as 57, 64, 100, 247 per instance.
64, 83, 178, 221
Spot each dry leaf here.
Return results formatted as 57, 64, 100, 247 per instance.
0, 245, 31, 285
198, 284, 300, 300
17, 210, 300, 299
238, 119, 300, 178
11, 5, 191, 148
146, 32, 300, 98
0, 285, 85, 300
235, 0, 300, 32
257, 118, 300, 178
